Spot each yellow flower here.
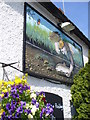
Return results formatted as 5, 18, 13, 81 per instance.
8, 81, 14, 86
0, 81, 2, 85
0, 109, 4, 118
25, 73, 28, 77
8, 87, 11, 91
22, 79, 27, 84
3, 81, 8, 87
14, 77, 21, 85
2, 89, 8, 93
22, 74, 28, 84
0, 81, 2, 84
26, 89, 30, 93
0, 94, 4, 98
0, 81, 2, 88
1, 86, 6, 90
1, 80, 4, 84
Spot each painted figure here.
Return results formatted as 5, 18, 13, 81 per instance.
49, 31, 74, 77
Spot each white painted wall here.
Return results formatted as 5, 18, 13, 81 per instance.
0, 2, 24, 80
0, 1, 89, 118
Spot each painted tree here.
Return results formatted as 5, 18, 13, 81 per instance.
71, 50, 90, 119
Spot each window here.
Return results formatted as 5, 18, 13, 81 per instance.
23, 3, 83, 84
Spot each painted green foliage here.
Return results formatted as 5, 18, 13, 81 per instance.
71, 53, 90, 119
26, 22, 55, 53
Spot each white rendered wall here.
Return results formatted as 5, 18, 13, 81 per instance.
0, 2, 24, 80
0, 1, 89, 119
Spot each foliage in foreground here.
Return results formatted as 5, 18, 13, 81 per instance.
71, 61, 90, 119
0, 75, 53, 120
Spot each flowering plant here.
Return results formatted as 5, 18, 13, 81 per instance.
0, 75, 53, 120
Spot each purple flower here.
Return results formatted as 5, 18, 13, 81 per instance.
19, 90, 23, 94
36, 92, 39, 96
15, 112, 21, 118
23, 85, 27, 90
39, 91, 45, 96
8, 115, 12, 119
11, 93, 19, 99
31, 98, 36, 105
19, 83, 23, 88
23, 84, 30, 91
42, 108, 46, 113
1, 112, 5, 120
4, 92, 9, 98
17, 84, 24, 94
28, 109, 31, 114
17, 106, 23, 113
0, 96, 2, 100
46, 107, 53, 115
11, 105, 15, 112
6, 103, 11, 110
45, 103, 54, 116
7, 101, 16, 115
11, 100, 17, 106
20, 101, 26, 106
24, 109, 31, 115
11, 84, 15, 88
40, 112, 43, 118
46, 103, 53, 108
36, 102, 39, 108
40, 103, 54, 118
11, 86, 18, 99
16, 84, 19, 89
27, 85, 30, 90
8, 109, 13, 115
40, 108, 46, 118
24, 109, 27, 113
11, 88, 17, 94
11, 84, 16, 89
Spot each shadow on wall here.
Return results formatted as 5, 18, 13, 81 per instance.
27, 75, 70, 90
70, 100, 77, 117
5, 2, 24, 16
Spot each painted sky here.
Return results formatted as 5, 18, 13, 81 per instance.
51, 1, 88, 38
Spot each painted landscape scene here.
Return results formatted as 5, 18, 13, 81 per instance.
25, 5, 83, 83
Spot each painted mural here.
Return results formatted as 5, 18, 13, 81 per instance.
25, 4, 83, 83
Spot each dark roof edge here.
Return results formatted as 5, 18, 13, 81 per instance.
39, 2, 90, 48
